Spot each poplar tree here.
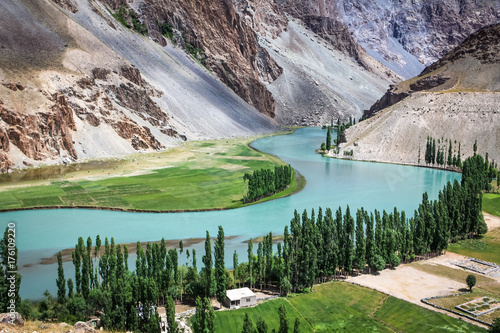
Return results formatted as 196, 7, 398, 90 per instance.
326, 126, 332, 150
355, 209, 366, 270
343, 206, 355, 273
56, 252, 66, 304
203, 231, 212, 297
248, 238, 253, 289
205, 297, 215, 333
233, 251, 239, 287
294, 318, 300, 333
278, 304, 288, 333
214, 226, 226, 307
67, 278, 74, 299
256, 316, 268, 333
242, 313, 253, 333
179, 240, 184, 302
166, 296, 178, 333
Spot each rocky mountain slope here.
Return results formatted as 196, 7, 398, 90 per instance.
0, 0, 279, 172
335, 24, 500, 165
0, 0, 398, 172
280, 0, 500, 78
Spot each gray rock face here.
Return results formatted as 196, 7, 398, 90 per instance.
0, 312, 24, 326
280, 0, 500, 78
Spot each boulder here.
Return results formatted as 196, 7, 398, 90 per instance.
0, 312, 24, 326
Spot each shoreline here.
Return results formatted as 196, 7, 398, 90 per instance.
0, 128, 305, 213
0, 168, 306, 214
317, 149, 463, 174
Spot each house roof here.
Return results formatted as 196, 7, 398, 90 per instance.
226, 287, 255, 301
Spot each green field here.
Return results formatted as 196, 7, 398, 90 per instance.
375, 296, 484, 332
214, 282, 485, 332
446, 193, 500, 264
427, 289, 500, 324
483, 193, 500, 217
0, 136, 304, 211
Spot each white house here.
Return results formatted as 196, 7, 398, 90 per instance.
224, 287, 257, 309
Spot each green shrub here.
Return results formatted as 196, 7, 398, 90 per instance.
112, 7, 130, 28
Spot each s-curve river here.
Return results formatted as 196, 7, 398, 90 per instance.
0, 127, 460, 299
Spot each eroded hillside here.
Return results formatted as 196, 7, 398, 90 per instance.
336, 24, 500, 165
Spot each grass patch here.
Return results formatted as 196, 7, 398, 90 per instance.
428, 291, 500, 323
0, 136, 302, 211
448, 229, 500, 265
483, 193, 500, 217
214, 282, 484, 332
287, 282, 389, 332
410, 261, 500, 295
214, 298, 312, 333
375, 296, 485, 332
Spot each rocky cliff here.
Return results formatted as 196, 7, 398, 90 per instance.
279, 0, 500, 78
0, 0, 277, 172
365, 24, 500, 118
335, 24, 500, 165
98, 0, 282, 117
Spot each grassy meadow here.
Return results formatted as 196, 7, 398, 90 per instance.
447, 192, 500, 264
0, 136, 304, 211
483, 193, 500, 217
214, 282, 485, 332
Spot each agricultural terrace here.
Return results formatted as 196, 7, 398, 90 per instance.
0, 135, 303, 211
214, 282, 485, 332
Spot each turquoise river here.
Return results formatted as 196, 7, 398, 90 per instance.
0, 127, 460, 299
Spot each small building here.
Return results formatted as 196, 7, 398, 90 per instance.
224, 287, 257, 309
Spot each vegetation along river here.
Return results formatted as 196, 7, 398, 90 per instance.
0, 127, 460, 299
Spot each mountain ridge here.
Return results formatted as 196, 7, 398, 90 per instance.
335, 23, 500, 166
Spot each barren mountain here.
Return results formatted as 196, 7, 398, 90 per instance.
336, 24, 500, 165
0, 0, 279, 172
279, 0, 500, 78
0, 0, 399, 172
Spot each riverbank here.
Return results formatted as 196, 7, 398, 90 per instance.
0, 130, 304, 212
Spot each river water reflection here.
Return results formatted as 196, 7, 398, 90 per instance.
0, 127, 460, 299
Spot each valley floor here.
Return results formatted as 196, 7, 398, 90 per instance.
0, 132, 304, 212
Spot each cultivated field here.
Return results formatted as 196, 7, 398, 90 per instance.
214, 282, 484, 332
0, 136, 304, 211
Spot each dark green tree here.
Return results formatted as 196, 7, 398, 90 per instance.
67, 278, 74, 299
242, 313, 254, 333
278, 304, 288, 333
256, 316, 268, 333
233, 250, 239, 288
293, 318, 300, 333
215, 226, 227, 307
56, 252, 66, 304
166, 296, 178, 333
248, 238, 254, 289
466, 274, 476, 291
326, 126, 332, 151
205, 297, 215, 333
355, 209, 366, 270
490, 317, 500, 333
203, 231, 213, 297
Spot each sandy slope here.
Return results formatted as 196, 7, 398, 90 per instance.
333, 92, 500, 165
262, 19, 392, 125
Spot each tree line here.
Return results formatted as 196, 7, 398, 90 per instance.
320, 117, 355, 151
234, 153, 493, 294
243, 166, 293, 203
9, 149, 494, 331
424, 136, 463, 167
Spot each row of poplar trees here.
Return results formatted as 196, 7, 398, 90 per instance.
56, 225, 228, 332
53, 153, 494, 331
234, 153, 493, 294
243, 165, 293, 203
